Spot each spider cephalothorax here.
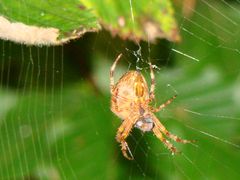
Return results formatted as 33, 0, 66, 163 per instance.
110, 54, 194, 160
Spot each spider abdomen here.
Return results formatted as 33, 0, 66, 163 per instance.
111, 71, 149, 119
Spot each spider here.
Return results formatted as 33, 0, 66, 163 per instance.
110, 54, 194, 160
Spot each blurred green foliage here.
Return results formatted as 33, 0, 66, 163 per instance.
0, 1, 240, 180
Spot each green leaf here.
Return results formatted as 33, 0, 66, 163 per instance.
0, 0, 100, 45
81, 0, 180, 42
0, 0, 179, 45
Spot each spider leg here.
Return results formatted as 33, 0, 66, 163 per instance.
149, 63, 155, 101
116, 114, 138, 160
151, 95, 177, 112
152, 126, 179, 154
152, 114, 194, 144
110, 53, 122, 94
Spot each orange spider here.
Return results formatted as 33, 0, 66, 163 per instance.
110, 54, 194, 160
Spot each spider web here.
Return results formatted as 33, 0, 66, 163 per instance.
0, 0, 240, 179
110, 0, 240, 179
